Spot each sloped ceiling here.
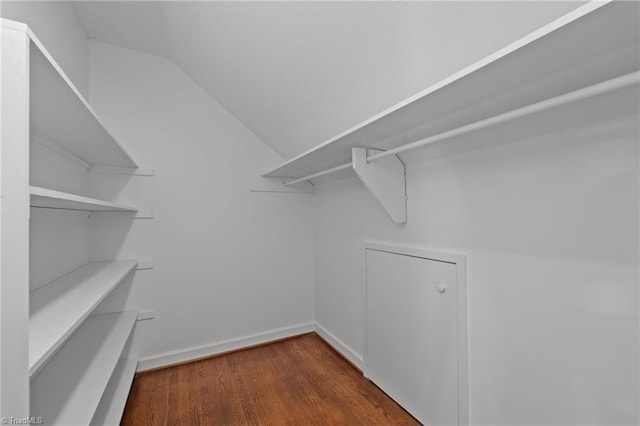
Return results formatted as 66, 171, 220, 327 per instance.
75, 1, 584, 160
74, 2, 165, 56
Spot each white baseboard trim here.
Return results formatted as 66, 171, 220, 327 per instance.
314, 322, 364, 370
137, 322, 315, 372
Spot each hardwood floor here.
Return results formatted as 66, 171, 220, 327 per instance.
122, 333, 420, 425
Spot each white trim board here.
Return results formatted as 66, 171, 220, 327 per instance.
136, 322, 315, 372
314, 322, 364, 370
364, 241, 468, 426
136, 322, 364, 374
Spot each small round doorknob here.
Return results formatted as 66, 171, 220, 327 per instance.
437, 282, 446, 293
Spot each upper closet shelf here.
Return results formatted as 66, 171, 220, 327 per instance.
30, 186, 137, 212
1, 18, 138, 168
263, 1, 640, 181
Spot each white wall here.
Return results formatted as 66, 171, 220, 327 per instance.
314, 114, 639, 425
87, 40, 315, 368
7, 2, 638, 423
1, 1, 89, 96
30, 141, 91, 290
159, 1, 585, 159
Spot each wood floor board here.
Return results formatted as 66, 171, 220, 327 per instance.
122, 333, 420, 425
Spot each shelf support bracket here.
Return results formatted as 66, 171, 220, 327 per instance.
352, 148, 406, 224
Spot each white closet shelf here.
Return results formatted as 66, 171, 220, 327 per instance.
30, 186, 138, 212
31, 311, 138, 426
91, 357, 139, 426
263, 1, 639, 181
1, 18, 137, 168
29, 260, 138, 377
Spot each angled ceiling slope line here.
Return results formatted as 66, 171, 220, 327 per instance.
74, 1, 587, 159
74, 1, 165, 56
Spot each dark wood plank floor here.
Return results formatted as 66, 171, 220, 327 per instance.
122, 333, 420, 425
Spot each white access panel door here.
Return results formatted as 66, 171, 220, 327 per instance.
366, 249, 458, 425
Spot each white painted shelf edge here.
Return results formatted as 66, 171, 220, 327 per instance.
29, 260, 138, 377
263, 0, 637, 180
91, 357, 139, 426
30, 186, 138, 212
282, 71, 639, 187
30, 311, 138, 426
1, 18, 138, 168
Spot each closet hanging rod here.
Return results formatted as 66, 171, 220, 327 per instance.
284, 163, 352, 186
283, 71, 640, 186
368, 71, 640, 163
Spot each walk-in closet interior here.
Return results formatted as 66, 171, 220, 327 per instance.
0, 1, 638, 425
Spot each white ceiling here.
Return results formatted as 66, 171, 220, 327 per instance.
74, 1, 584, 160
74, 1, 165, 56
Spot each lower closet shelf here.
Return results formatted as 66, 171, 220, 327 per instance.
91, 357, 139, 426
29, 260, 138, 377
30, 311, 138, 426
